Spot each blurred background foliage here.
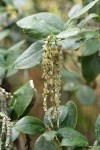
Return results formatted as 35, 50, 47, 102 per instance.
0, 0, 100, 148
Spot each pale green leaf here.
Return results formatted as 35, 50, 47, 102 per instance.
15, 116, 45, 134
17, 12, 64, 39
61, 101, 78, 128
13, 40, 44, 69
12, 80, 34, 117
70, 0, 99, 20
6, 40, 25, 77
82, 39, 100, 56
58, 127, 88, 147
68, 4, 82, 18
76, 85, 96, 105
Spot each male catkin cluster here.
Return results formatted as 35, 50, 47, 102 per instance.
42, 35, 61, 127
0, 88, 12, 115
0, 113, 11, 150
0, 88, 12, 150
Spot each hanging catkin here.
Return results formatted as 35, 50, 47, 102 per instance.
42, 35, 61, 127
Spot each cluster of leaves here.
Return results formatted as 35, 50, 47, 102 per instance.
0, 0, 100, 149
11, 101, 100, 150
0, 0, 35, 81
11, 0, 100, 106
8, 0, 100, 149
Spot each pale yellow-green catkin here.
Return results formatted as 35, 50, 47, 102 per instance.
42, 35, 61, 127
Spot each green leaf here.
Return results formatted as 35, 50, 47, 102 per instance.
82, 39, 100, 56
83, 31, 100, 40
13, 40, 44, 69
68, 4, 82, 18
12, 80, 35, 117
76, 85, 96, 105
44, 105, 68, 129
63, 82, 80, 92
43, 131, 56, 141
15, 116, 45, 134
59, 37, 86, 50
65, 0, 99, 28
95, 114, 100, 141
78, 13, 100, 27
60, 69, 80, 82
6, 40, 25, 77
34, 136, 57, 150
58, 127, 88, 147
0, 29, 10, 40
81, 53, 100, 82
61, 101, 78, 128
17, 12, 64, 39
70, 0, 99, 20
57, 27, 100, 40
83, 0, 100, 16
56, 27, 80, 39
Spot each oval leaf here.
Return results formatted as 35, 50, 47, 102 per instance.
68, 4, 82, 18
61, 101, 78, 128
65, 0, 99, 28
15, 116, 45, 134
13, 40, 44, 69
81, 53, 100, 82
12, 80, 35, 117
59, 37, 86, 50
70, 0, 99, 20
17, 12, 64, 39
6, 40, 25, 77
58, 127, 88, 147
56, 28, 80, 39
82, 39, 100, 56
60, 69, 80, 82
63, 82, 80, 92
76, 85, 96, 105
